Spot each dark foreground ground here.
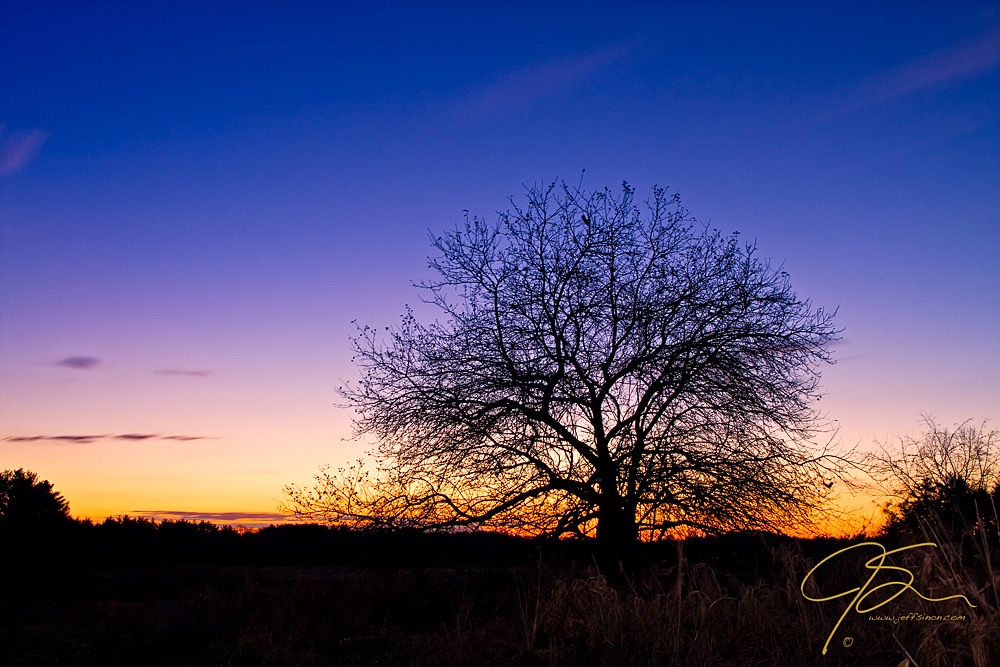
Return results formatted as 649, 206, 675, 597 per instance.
1, 525, 996, 666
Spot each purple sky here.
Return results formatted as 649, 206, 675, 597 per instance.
1, 1, 998, 522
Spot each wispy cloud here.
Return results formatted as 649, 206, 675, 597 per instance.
4, 434, 214, 444
154, 369, 213, 377
5, 434, 108, 444
56, 356, 101, 370
458, 39, 642, 117
0, 125, 48, 176
853, 24, 1000, 109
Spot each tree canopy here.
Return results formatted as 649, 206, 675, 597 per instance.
0, 468, 72, 529
287, 181, 844, 568
873, 417, 999, 537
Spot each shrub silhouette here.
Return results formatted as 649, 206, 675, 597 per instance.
874, 418, 999, 544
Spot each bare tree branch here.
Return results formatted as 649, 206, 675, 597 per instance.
287, 181, 849, 568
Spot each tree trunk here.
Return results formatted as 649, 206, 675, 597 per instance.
595, 500, 640, 582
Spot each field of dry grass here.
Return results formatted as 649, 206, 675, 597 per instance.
2, 520, 996, 666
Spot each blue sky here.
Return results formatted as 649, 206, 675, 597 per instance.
1, 1, 998, 523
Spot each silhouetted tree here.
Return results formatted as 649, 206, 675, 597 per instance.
0, 469, 74, 575
0, 468, 71, 530
288, 181, 844, 573
873, 417, 999, 540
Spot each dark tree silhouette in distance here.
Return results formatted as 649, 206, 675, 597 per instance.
0, 468, 71, 530
287, 181, 844, 573
0, 469, 73, 575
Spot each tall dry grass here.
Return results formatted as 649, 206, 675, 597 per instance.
493, 524, 997, 667
875, 499, 999, 667
508, 545, 843, 666
3, 524, 995, 665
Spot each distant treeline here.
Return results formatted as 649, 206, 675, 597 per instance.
2, 514, 853, 576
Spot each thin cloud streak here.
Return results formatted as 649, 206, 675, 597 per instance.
457, 39, 642, 117
4, 434, 213, 444
154, 369, 213, 377
0, 125, 48, 175
5, 434, 108, 444
56, 356, 101, 370
832, 24, 1000, 117
813, 23, 1000, 123
870, 24, 1000, 100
